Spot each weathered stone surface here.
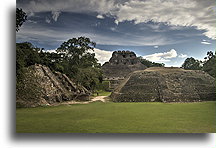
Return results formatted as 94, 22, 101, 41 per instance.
111, 67, 216, 102
16, 64, 90, 107
102, 51, 146, 90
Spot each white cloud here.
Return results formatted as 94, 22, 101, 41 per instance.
111, 0, 216, 40
96, 14, 104, 19
201, 39, 211, 45
201, 41, 211, 45
45, 49, 57, 53
154, 46, 158, 48
18, 0, 216, 39
143, 49, 177, 62
178, 54, 187, 58
112, 0, 216, 39
114, 20, 119, 25
91, 48, 113, 65
51, 11, 61, 21
18, 0, 115, 15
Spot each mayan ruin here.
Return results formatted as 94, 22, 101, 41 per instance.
16, 64, 90, 107
102, 51, 146, 90
111, 67, 216, 102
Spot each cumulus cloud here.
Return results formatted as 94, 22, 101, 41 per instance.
90, 48, 113, 64
143, 49, 177, 62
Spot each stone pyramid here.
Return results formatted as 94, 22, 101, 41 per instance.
111, 67, 215, 102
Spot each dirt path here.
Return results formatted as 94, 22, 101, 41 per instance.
59, 96, 108, 105
91, 96, 107, 102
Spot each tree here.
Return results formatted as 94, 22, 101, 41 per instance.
39, 50, 64, 72
202, 51, 215, 78
16, 8, 27, 32
139, 57, 165, 67
57, 37, 102, 90
16, 42, 41, 81
181, 57, 202, 70
57, 37, 96, 60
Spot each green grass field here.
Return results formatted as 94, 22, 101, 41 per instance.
91, 90, 112, 97
16, 101, 216, 133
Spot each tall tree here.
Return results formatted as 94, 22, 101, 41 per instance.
16, 8, 27, 32
181, 57, 202, 70
57, 37, 102, 90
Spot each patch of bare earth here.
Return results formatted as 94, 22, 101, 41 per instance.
59, 96, 108, 105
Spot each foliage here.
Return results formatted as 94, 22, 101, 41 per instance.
16, 43, 43, 106
16, 37, 103, 91
16, 8, 27, 32
138, 57, 165, 67
202, 51, 215, 77
95, 81, 110, 91
39, 50, 64, 72
16, 102, 216, 133
16, 42, 41, 81
56, 37, 102, 90
181, 57, 202, 70
181, 51, 215, 78
75, 67, 102, 91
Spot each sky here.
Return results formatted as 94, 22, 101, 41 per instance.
16, 0, 216, 67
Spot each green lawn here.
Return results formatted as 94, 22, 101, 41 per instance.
16, 101, 216, 133
91, 90, 112, 97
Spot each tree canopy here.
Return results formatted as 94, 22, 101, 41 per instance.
181, 51, 215, 78
181, 57, 202, 70
56, 37, 102, 90
16, 37, 103, 91
138, 57, 165, 67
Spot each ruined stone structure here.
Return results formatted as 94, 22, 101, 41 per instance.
16, 64, 90, 107
102, 51, 146, 90
111, 67, 215, 102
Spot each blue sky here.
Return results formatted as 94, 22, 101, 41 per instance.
16, 0, 216, 66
